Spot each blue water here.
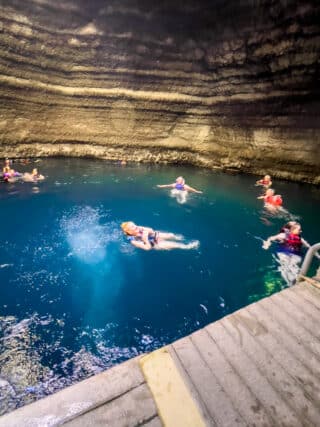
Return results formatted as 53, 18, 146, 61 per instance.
0, 158, 319, 413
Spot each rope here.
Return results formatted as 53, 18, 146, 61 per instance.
299, 274, 320, 290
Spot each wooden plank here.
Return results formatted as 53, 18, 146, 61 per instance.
142, 417, 163, 427
0, 357, 145, 427
225, 309, 320, 412
284, 287, 320, 320
167, 344, 215, 426
190, 328, 274, 426
206, 320, 303, 427
299, 276, 320, 290
140, 347, 207, 427
301, 281, 320, 297
64, 384, 157, 427
247, 301, 320, 381
172, 337, 245, 427
294, 283, 320, 310
258, 295, 320, 371
270, 291, 320, 341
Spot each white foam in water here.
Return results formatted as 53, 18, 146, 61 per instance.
60, 206, 122, 264
219, 297, 225, 308
273, 252, 302, 287
141, 334, 154, 345
68, 229, 106, 263
199, 304, 208, 314
0, 263, 13, 268
170, 188, 188, 204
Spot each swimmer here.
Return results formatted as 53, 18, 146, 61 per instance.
3, 159, 13, 179
257, 188, 283, 208
18, 158, 30, 165
262, 223, 319, 286
157, 176, 202, 194
262, 223, 319, 256
3, 158, 11, 174
256, 175, 272, 188
31, 168, 44, 180
23, 168, 45, 182
3, 168, 22, 182
121, 221, 199, 251
279, 221, 300, 234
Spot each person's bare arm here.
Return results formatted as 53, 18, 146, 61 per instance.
301, 238, 320, 259
262, 233, 285, 249
130, 240, 152, 250
301, 237, 311, 249
157, 183, 174, 188
184, 184, 202, 194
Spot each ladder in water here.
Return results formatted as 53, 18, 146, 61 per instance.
297, 242, 320, 287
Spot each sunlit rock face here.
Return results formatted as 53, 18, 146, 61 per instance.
0, 0, 319, 182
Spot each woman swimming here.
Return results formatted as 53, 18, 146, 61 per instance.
157, 176, 202, 194
121, 221, 199, 251
262, 222, 319, 285
258, 188, 283, 208
157, 176, 202, 204
262, 223, 311, 253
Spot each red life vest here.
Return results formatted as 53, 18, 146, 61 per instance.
265, 195, 282, 206
284, 233, 302, 250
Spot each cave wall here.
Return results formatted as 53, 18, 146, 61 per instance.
0, 0, 319, 183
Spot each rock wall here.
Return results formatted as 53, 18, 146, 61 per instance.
0, 0, 319, 183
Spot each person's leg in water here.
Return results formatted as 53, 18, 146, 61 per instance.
155, 240, 199, 250
276, 252, 301, 286
176, 191, 187, 204
157, 232, 184, 240
170, 189, 188, 204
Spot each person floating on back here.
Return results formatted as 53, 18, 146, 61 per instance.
256, 175, 272, 188
121, 221, 199, 251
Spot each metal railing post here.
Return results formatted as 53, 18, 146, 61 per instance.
297, 243, 320, 282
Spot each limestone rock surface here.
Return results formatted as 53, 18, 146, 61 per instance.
0, 0, 319, 183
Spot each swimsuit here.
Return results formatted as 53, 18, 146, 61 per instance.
175, 183, 185, 190
128, 229, 159, 247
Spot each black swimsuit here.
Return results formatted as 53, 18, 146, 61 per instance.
128, 229, 159, 246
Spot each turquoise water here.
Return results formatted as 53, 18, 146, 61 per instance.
0, 158, 319, 413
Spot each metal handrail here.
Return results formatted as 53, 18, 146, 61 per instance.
297, 242, 320, 282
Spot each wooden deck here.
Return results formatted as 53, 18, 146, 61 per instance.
1, 280, 320, 426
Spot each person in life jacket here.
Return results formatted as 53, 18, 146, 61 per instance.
262, 223, 320, 257
257, 188, 283, 207
256, 174, 272, 188
121, 221, 199, 251
157, 176, 202, 194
